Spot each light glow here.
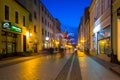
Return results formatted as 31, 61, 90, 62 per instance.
93, 24, 101, 33
45, 37, 49, 41
30, 33, 32, 36
26, 32, 29, 38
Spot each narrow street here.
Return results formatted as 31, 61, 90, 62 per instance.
0, 50, 120, 80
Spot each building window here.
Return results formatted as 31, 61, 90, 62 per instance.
48, 32, 49, 37
34, 25, 36, 32
45, 30, 47, 36
45, 19, 47, 25
29, 14, 32, 21
42, 6, 44, 11
5, 5, 9, 20
42, 28, 44, 35
42, 17, 44, 23
100, 0, 103, 15
50, 24, 51, 28
15, 11, 19, 23
34, 11, 37, 19
23, 16, 25, 26
48, 22, 49, 27
34, 0, 37, 5
45, 10, 47, 15
106, 0, 109, 9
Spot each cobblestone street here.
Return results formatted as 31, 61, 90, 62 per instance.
0, 50, 120, 80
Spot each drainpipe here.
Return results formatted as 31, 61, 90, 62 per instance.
110, 0, 113, 63
110, 0, 118, 63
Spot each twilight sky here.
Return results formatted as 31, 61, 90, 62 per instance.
40, 0, 92, 43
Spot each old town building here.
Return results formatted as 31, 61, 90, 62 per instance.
89, 0, 111, 61
16, 0, 41, 53
0, 0, 30, 56
78, 7, 90, 52
112, 0, 120, 62
40, 1, 55, 49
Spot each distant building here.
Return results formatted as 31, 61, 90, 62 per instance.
40, 1, 55, 49
53, 18, 61, 49
83, 7, 90, 53
78, 7, 90, 52
78, 16, 85, 51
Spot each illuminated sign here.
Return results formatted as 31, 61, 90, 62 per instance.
2, 22, 11, 28
2, 22, 22, 33
93, 24, 101, 33
10, 25, 22, 32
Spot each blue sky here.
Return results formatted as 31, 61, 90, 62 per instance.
40, 0, 92, 43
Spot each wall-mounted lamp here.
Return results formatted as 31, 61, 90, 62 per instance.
26, 29, 32, 38
45, 37, 49, 41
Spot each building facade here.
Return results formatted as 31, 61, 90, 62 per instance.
78, 7, 90, 52
83, 7, 90, 53
40, 1, 55, 49
53, 18, 61, 49
15, 0, 60, 51
89, 0, 111, 59
78, 16, 85, 51
0, 0, 30, 56
112, 0, 120, 62
16, 0, 42, 53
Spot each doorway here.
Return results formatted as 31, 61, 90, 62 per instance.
23, 35, 26, 52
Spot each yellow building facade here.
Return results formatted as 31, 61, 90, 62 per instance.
0, 0, 30, 56
112, 0, 120, 62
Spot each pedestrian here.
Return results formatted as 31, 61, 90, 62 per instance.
2, 48, 6, 54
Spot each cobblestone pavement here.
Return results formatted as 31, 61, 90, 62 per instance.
69, 53, 82, 80
55, 54, 73, 80
88, 54, 120, 76
55, 53, 82, 80
78, 51, 120, 80
0, 50, 120, 80
0, 52, 72, 80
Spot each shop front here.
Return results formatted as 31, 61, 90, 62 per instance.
1, 22, 22, 56
97, 26, 111, 56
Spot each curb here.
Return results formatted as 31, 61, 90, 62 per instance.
109, 67, 120, 76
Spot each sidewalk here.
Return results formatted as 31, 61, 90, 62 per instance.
87, 54, 120, 76
0, 52, 48, 68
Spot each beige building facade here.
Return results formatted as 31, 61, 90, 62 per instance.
89, 0, 111, 59
40, 2, 55, 49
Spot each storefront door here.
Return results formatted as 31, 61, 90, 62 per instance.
98, 38, 111, 55
23, 35, 26, 52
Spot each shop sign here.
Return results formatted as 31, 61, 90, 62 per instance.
98, 27, 111, 40
2, 22, 22, 33
10, 25, 22, 32
117, 8, 120, 16
2, 22, 11, 28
